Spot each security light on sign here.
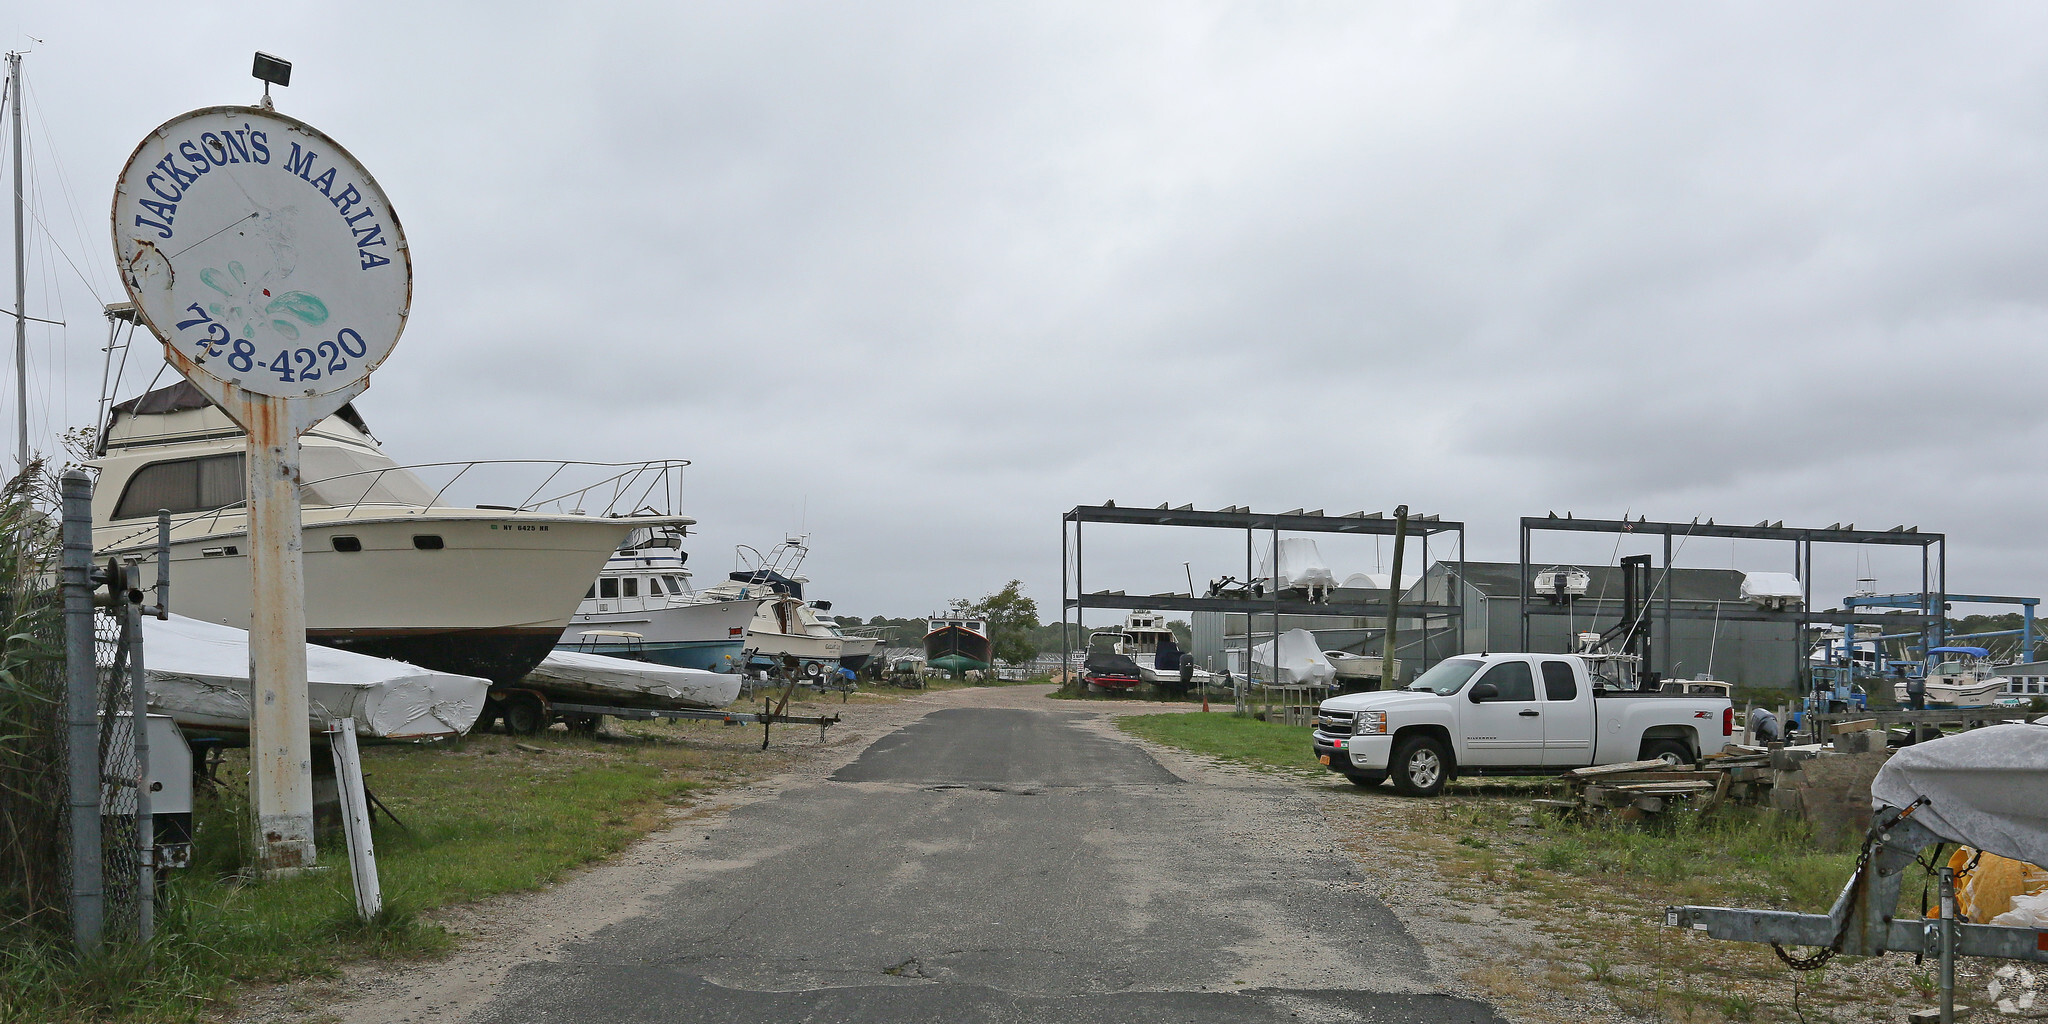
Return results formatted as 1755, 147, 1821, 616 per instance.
251, 52, 290, 107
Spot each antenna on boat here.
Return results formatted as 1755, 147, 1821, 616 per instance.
8, 49, 24, 471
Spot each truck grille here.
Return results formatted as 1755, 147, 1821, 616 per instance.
1315, 710, 1354, 738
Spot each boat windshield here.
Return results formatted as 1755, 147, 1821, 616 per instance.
1406, 657, 1484, 695
300, 447, 438, 508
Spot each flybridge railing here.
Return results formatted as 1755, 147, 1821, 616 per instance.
96, 459, 691, 552
333, 458, 691, 519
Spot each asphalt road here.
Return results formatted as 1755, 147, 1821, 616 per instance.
469, 707, 1505, 1023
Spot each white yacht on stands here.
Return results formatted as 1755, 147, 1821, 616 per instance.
91, 380, 690, 685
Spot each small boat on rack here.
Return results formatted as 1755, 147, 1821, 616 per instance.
560, 527, 754, 672
91, 380, 690, 685
143, 613, 489, 738
1895, 647, 2009, 706
1099, 610, 1212, 691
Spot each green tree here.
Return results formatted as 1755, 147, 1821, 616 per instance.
974, 580, 1040, 667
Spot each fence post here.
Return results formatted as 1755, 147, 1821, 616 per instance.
60, 470, 102, 953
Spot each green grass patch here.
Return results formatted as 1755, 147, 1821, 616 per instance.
2, 720, 792, 1022
1116, 712, 1319, 772
1431, 796, 1861, 912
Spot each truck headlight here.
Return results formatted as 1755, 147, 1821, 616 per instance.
1356, 711, 1387, 735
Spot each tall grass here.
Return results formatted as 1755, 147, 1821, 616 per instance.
0, 462, 66, 936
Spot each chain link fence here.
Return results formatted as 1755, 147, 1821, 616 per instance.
95, 608, 148, 941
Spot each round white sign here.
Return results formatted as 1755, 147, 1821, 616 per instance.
112, 106, 410, 398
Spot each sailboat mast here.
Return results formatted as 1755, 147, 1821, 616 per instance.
8, 51, 24, 470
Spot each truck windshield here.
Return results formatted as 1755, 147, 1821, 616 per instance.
1407, 658, 1484, 695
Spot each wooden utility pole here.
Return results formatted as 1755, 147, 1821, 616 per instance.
1379, 505, 1409, 690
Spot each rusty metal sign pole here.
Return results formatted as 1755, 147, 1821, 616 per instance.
111, 91, 410, 877
235, 385, 363, 872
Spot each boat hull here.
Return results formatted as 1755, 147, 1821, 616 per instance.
837, 637, 880, 672
1894, 677, 2008, 706
564, 596, 759, 673
518, 651, 740, 711
554, 638, 746, 673
103, 515, 634, 685
927, 625, 992, 674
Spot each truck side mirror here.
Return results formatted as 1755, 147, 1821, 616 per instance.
1468, 681, 1499, 703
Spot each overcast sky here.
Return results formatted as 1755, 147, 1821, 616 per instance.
8, 3, 2048, 623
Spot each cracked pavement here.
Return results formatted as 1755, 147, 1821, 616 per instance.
341, 693, 1507, 1023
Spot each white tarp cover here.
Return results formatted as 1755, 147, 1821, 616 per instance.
1339, 572, 1420, 592
1251, 628, 1337, 687
1740, 572, 1804, 603
1262, 538, 1336, 592
143, 613, 489, 738
1870, 723, 2048, 869
527, 650, 741, 709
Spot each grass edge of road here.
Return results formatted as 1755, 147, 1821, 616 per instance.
0, 719, 808, 1024
1114, 711, 1324, 775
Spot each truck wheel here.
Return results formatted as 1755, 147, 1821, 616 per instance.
504, 695, 550, 736
1389, 736, 1449, 797
1641, 738, 1693, 768
1344, 771, 1386, 788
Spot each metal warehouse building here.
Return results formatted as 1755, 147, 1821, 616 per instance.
1192, 560, 1800, 689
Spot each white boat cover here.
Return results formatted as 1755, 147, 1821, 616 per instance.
1870, 723, 2048, 869
1251, 628, 1336, 687
143, 613, 489, 738
1262, 539, 1336, 592
527, 650, 740, 709
1338, 572, 1420, 592
1740, 572, 1804, 604
1325, 651, 1398, 680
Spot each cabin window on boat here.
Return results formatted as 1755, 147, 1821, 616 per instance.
645, 577, 664, 596
331, 536, 363, 553
599, 578, 618, 599
623, 578, 639, 598
665, 575, 687, 593
585, 585, 596, 600
114, 453, 247, 519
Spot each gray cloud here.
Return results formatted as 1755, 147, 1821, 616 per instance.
10, 3, 2048, 622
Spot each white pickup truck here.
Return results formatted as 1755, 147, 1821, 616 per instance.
1312, 652, 1734, 796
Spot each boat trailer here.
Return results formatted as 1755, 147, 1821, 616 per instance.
548, 702, 840, 749
1665, 802, 2048, 1022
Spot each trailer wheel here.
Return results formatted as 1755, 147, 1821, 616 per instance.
1640, 738, 1693, 768
1389, 735, 1449, 797
504, 695, 550, 736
